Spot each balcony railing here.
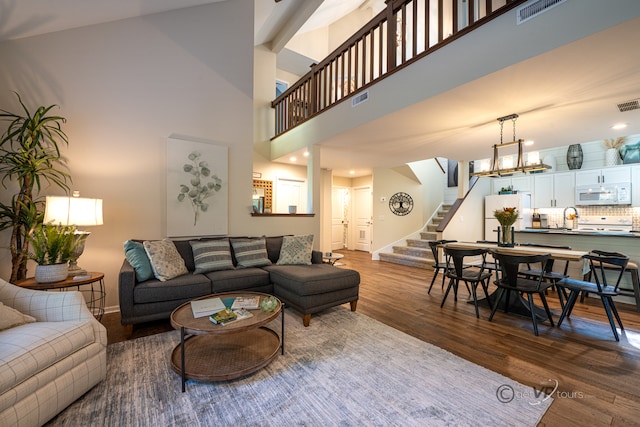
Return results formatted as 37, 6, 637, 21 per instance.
272, 0, 526, 138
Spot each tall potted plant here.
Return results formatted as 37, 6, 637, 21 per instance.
0, 93, 71, 282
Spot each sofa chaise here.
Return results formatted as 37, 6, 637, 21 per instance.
119, 235, 360, 327
0, 279, 107, 427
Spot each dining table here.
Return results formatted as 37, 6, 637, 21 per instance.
441, 241, 589, 319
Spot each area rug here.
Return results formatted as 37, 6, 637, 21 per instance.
47, 307, 551, 426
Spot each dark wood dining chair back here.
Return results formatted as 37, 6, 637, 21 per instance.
584, 252, 629, 293
427, 239, 457, 294
583, 249, 640, 312
489, 251, 555, 336
494, 252, 552, 290
555, 251, 629, 341
441, 246, 493, 318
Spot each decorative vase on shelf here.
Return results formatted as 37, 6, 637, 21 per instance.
566, 144, 583, 170
497, 226, 515, 247
606, 148, 621, 167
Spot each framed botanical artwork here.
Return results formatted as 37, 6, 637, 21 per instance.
166, 136, 228, 237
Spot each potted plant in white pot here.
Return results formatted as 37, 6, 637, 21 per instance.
27, 223, 78, 283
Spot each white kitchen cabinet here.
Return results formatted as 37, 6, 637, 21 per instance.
632, 165, 640, 207
533, 172, 575, 208
575, 166, 630, 185
491, 176, 532, 194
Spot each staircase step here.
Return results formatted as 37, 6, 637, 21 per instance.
379, 252, 433, 269
421, 231, 437, 240
392, 245, 431, 258
427, 224, 438, 232
407, 239, 430, 249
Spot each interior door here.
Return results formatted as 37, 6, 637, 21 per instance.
276, 178, 306, 213
331, 187, 348, 250
352, 186, 372, 252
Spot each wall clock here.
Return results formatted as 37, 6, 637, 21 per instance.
389, 192, 413, 216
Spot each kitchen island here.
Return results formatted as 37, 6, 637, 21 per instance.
517, 229, 639, 308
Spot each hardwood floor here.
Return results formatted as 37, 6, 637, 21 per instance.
101, 250, 640, 426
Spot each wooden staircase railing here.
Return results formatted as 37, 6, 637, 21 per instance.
272, 0, 526, 138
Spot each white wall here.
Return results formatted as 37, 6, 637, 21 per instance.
408, 159, 446, 224
0, 0, 318, 312
371, 166, 423, 252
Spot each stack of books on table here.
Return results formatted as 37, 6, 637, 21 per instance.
209, 308, 253, 325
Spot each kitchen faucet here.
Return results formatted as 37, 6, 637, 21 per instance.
563, 206, 579, 229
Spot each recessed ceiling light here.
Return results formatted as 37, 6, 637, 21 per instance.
349, 170, 355, 175
524, 140, 534, 146
611, 123, 628, 130
303, 151, 309, 157
290, 156, 297, 162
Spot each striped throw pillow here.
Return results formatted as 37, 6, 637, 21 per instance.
190, 240, 235, 274
230, 238, 272, 268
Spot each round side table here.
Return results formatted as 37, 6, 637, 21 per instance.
322, 252, 344, 265
16, 272, 105, 320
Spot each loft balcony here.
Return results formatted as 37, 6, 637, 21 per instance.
268, 0, 640, 177
272, 0, 526, 138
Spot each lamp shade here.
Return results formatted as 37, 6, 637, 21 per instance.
44, 196, 103, 226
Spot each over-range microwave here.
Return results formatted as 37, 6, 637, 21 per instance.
575, 182, 632, 206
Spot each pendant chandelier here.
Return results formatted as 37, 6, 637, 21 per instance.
472, 113, 551, 177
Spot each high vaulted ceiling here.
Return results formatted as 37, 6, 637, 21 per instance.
270, 2, 640, 177
2, 1, 639, 178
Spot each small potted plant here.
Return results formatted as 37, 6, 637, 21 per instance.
27, 223, 78, 283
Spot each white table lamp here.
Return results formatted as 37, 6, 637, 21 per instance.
44, 192, 103, 276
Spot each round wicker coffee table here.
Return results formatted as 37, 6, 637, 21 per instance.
170, 292, 284, 392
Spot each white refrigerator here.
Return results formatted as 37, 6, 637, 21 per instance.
484, 193, 532, 240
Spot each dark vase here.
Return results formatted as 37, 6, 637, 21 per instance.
566, 144, 583, 170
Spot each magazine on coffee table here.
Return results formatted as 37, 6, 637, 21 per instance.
231, 296, 260, 310
191, 297, 226, 318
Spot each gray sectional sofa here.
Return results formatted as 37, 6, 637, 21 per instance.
118, 236, 360, 327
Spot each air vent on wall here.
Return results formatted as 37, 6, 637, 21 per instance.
352, 90, 369, 107
516, 0, 567, 25
617, 99, 640, 113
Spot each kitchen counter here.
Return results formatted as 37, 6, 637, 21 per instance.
513, 230, 639, 307
519, 228, 640, 238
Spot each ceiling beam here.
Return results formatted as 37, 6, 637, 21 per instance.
270, 0, 324, 53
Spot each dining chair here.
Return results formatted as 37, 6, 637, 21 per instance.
441, 247, 493, 318
475, 240, 500, 281
578, 250, 640, 313
556, 251, 629, 341
427, 239, 458, 294
489, 251, 555, 336
518, 243, 572, 307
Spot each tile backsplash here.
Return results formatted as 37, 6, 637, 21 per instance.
536, 206, 640, 230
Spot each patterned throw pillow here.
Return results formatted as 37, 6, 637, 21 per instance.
123, 240, 153, 282
143, 239, 189, 281
0, 302, 36, 331
277, 234, 314, 265
230, 238, 272, 268
190, 239, 235, 274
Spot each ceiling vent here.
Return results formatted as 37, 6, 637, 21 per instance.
617, 99, 640, 113
352, 90, 369, 107
516, 0, 567, 25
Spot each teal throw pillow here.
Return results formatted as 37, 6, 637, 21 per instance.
123, 240, 153, 282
